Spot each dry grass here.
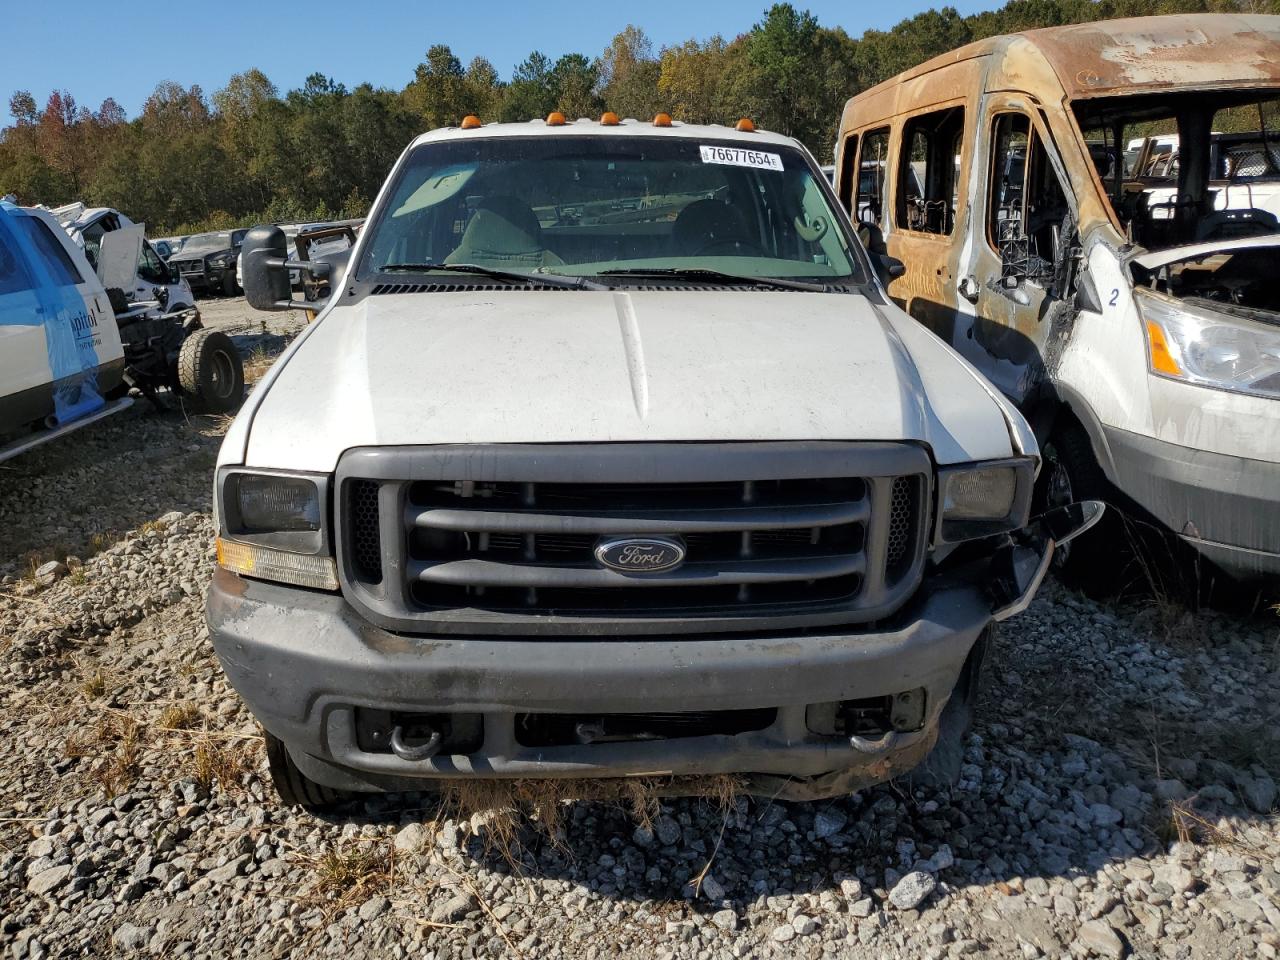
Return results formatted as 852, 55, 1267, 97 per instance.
191, 740, 255, 794
138, 518, 170, 536
298, 838, 393, 913
434, 774, 741, 867
243, 344, 276, 383
159, 703, 201, 730
79, 667, 111, 700
66, 713, 143, 799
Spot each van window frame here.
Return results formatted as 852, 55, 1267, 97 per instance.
853, 126, 892, 233
837, 132, 858, 213
894, 102, 967, 238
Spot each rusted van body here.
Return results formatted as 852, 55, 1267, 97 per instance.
837, 15, 1280, 581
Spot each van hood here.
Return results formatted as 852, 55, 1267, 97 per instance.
240, 290, 1016, 472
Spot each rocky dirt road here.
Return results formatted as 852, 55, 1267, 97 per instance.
1, 300, 1277, 959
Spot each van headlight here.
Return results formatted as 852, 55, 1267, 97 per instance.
936, 458, 1036, 543
215, 469, 338, 590
1138, 291, 1280, 400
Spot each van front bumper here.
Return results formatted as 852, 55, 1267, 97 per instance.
1102, 426, 1280, 580
207, 567, 1002, 800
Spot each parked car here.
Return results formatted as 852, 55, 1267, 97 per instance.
836, 14, 1280, 582
52, 204, 195, 313
208, 112, 1097, 810
0, 204, 245, 462
170, 229, 248, 297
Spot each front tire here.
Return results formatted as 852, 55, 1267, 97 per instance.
221, 271, 239, 297
177, 328, 244, 413
264, 731, 358, 812
1037, 419, 1113, 579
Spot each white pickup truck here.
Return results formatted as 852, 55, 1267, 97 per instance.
208, 114, 1098, 809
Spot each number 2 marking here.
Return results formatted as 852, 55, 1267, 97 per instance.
1108, 289, 1119, 307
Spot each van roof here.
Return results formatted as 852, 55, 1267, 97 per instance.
852, 13, 1280, 103
410, 119, 799, 151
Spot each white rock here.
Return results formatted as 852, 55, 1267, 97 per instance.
771, 923, 796, 942
888, 871, 937, 910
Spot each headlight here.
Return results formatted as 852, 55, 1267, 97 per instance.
216, 470, 337, 590
235, 474, 321, 531
209, 254, 232, 267
936, 458, 1035, 543
1138, 291, 1280, 400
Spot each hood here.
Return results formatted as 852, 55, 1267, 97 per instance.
1131, 234, 1280, 271
240, 290, 1015, 472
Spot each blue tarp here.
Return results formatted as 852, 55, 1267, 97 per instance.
0, 202, 104, 424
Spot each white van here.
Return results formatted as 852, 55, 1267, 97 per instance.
837, 15, 1280, 581
208, 112, 1098, 809
53, 204, 195, 312
0, 204, 128, 447
1, 203, 245, 461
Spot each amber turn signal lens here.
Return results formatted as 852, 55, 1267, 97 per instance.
460, 115, 481, 129
546, 111, 567, 126
1145, 320, 1183, 375
735, 117, 756, 132
653, 112, 673, 127
600, 111, 620, 126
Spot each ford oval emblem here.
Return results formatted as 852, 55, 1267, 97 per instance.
595, 536, 686, 574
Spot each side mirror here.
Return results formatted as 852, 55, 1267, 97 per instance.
169, 263, 181, 284
242, 225, 293, 311
875, 253, 906, 280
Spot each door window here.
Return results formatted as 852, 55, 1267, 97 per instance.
0, 228, 36, 295
837, 133, 858, 213
987, 113, 1071, 281
13, 216, 84, 286
138, 243, 169, 284
855, 128, 891, 231
897, 107, 965, 235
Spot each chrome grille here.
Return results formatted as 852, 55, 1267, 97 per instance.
336, 443, 930, 636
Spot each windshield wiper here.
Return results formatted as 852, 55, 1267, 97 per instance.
597, 267, 829, 292
379, 262, 605, 290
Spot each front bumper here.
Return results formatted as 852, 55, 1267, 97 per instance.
207, 567, 1001, 800
1102, 426, 1280, 579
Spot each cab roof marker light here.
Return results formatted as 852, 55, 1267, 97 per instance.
653, 113, 673, 127
546, 111, 567, 126
600, 112, 620, 126
460, 115, 482, 129
736, 117, 756, 133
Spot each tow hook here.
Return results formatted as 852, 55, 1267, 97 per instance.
389, 725, 442, 761
849, 731, 901, 755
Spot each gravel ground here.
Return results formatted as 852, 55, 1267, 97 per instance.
1, 300, 1278, 959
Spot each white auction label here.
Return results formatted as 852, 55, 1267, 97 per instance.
699, 145, 784, 171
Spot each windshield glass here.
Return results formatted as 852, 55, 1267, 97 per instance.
359, 135, 864, 286
184, 231, 232, 252
1074, 91, 1280, 251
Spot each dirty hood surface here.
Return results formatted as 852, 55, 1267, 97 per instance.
243, 290, 1011, 472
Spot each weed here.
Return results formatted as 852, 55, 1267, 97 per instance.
159, 703, 201, 730
301, 839, 392, 911
87, 714, 142, 799
139, 518, 170, 536
434, 774, 740, 866
191, 740, 254, 794
67, 568, 88, 586
80, 668, 110, 700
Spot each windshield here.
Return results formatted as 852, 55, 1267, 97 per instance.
184, 231, 232, 252
358, 135, 864, 286
1074, 91, 1280, 251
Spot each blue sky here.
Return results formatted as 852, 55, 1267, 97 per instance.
2, 1, 999, 122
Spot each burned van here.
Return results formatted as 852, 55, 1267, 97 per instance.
837, 14, 1280, 581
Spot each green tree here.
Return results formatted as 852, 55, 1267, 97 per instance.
598, 26, 662, 118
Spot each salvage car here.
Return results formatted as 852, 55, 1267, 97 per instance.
208, 112, 1098, 810
0, 203, 244, 463
170, 229, 248, 297
837, 14, 1280, 581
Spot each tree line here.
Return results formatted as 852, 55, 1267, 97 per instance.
2, 0, 1275, 234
